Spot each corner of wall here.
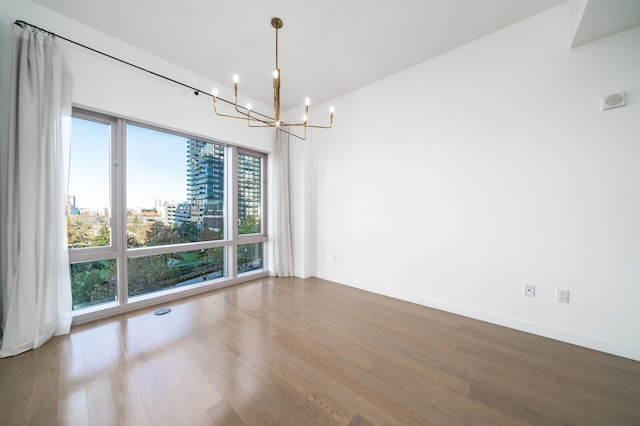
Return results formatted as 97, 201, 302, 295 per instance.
570, 0, 589, 46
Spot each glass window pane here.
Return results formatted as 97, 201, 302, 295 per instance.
70, 260, 117, 310
237, 243, 263, 273
67, 117, 111, 248
238, 153, 262, 235
128, 247, 225, 297
126, 125, 224, 248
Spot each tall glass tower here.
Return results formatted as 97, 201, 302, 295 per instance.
186, 139, 224, 231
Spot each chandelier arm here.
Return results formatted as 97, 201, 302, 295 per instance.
278, 120, 307, 140
280, 119, 332, 129
223, 100, 273, 121
214, 96, 273, 121
279, 123, 306, 127
302, 123, 333, 129
235, 103, 249, 116
246, 110, 275, 127
213, 99, 268, 121
301, 114, 334, 129
213, 99, 247, 120
248, 123, 275, 128
277, 126, 307, 141
233, 99, 279, 126
213, 111, 256, 121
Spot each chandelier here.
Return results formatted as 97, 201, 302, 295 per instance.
212, 17, 334, 140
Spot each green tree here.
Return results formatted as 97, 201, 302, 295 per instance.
127, 233, 141, 248
128, 220, 153, 247
128, 255, 180, 296
70, 261, 116, 309
92, 224, 110, 246
199, 226, 219, 241
67, 216, 92, 247
177, 221, 201, 242
209, 247, 224, 272
146, 221, 181, 246
194, 247, 224, 278
239, 215, 260, 235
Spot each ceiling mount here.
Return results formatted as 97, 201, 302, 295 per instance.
271, 17, 283, 29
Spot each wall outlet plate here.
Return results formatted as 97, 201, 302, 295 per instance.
524, 284, 535, 297
556, 289, 570, 303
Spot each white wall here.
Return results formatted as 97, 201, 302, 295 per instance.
303, 3, 640, 360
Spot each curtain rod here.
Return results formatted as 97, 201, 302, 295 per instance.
13, 19, 273, 121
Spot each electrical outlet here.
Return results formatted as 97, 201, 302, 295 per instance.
556, 289, 570, 303
524, 284, 535, 297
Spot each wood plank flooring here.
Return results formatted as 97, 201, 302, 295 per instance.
1, 277, 638, 425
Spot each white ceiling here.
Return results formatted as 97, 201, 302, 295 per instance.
34, 0, 569, 110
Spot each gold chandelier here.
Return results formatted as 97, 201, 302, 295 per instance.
212, 17, 334, 140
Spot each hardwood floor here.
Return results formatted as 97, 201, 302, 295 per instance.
1, 277, 638, 425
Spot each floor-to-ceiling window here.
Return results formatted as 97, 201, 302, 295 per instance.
67, 109, 267, 315
237, 151, 265, 274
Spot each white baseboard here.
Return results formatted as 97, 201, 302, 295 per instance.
315, 272, 640, 361
294, 269, 314, 279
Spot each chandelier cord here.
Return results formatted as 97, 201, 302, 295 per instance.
12, 19, 274, 121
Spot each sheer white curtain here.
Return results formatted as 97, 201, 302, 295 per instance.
0, 25, 73, 357
271, 129, 294, 277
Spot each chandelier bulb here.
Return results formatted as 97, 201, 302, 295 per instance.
273, 68, 279, 79
212, 88, 218, 97
246, 103, 252, 111
305, 97, 310, 106
303, 114, 308, 122
233, 74, 239, 84
329, 106, 335, 114
275, 120, 281, 128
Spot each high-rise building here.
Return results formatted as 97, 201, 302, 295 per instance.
174, 203, 192, 226
237, 153, 261, 223
67, 195, 80, 216
163, 201, 178, 224
186, 139, 224, 230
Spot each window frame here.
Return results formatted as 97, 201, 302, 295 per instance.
67, 108, 269, 321
235, 148, 268, 275
67, 110, 120, 262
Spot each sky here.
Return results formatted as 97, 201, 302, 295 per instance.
68, 117, 189, 211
